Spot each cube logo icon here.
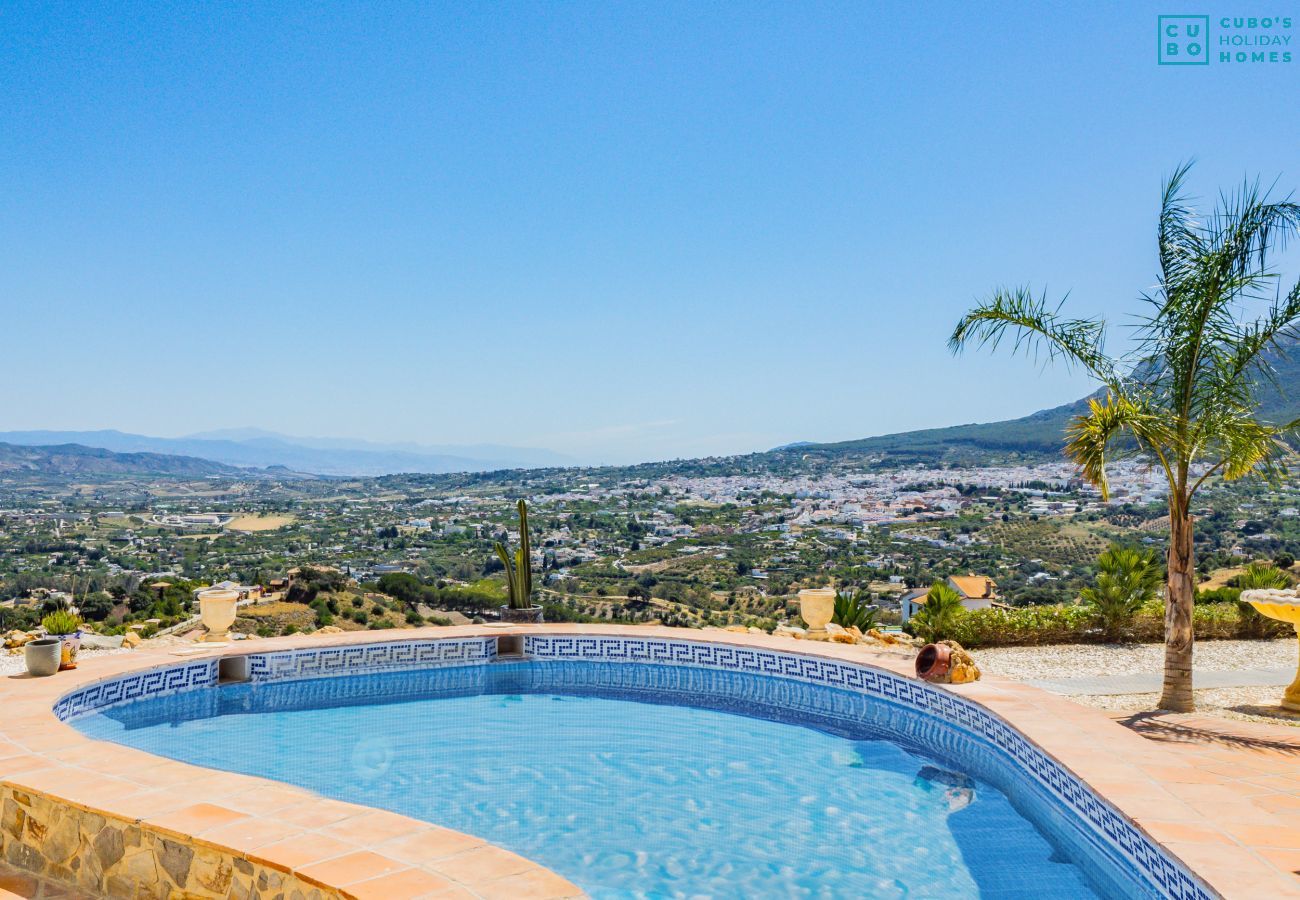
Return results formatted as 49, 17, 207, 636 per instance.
1159, 15, 1210, 64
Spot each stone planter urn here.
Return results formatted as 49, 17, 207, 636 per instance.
198, 589, 239, 642
499, 605, 544, 625
24, 637, 62, 677
1241, 588, 1300, 712
797, 588, 836, 640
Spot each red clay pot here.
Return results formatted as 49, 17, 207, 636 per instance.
915, 643, 952, 681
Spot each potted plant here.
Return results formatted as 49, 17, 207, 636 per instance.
41, 609, 83, 671
495, 499, 543, 624
24, 636, 62, 677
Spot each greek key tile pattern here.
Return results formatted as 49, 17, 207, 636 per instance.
244, 637, 494, 682
54, 634, 1210, 899
523, 636, 1210, 900
53, 660, 218, 721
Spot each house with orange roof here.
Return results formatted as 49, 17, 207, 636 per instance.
899, 574, 1001, 623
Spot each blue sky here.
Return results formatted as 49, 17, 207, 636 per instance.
2, 2, 1298, 465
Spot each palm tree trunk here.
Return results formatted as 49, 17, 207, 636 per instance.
1159, 512, 1196, 712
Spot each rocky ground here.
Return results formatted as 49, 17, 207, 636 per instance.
0, 645, 131, 678
976, 638, 1299, 728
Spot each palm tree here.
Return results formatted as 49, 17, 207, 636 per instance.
1081, 544, 1163, 641
951, 164, 1300, 711
909, 581, 964, 643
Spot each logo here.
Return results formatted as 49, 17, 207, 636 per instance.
1158, 15, 1294, 65
1159, 15, 1210, 64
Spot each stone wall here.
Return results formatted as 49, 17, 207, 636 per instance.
0, 783, 340, 900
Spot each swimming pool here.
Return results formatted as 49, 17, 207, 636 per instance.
59, 635, 1209, 898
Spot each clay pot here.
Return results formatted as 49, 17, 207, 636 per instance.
24, 637, 62, 677
915, 643, 953, 681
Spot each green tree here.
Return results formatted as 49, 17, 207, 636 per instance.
951, 165, 1300, 711
1081, 545, 1162, 641
908, 581, 964, 643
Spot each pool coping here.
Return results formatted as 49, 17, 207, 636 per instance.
2, 624, 1297, 898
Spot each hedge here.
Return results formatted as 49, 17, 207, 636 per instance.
939, 600, 1290, 648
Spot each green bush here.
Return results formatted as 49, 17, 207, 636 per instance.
946, 604, 1095, 648
41, 609, 82, 636
946, 599, 1289, 648
833, 591, 878, 632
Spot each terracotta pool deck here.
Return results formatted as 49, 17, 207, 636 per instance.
2, 624, 1298, 898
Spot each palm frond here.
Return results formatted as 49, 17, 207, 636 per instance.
949, 286, 1114, 383
1063, 393, 1171, 499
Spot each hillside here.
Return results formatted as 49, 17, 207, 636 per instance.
786, 343, 1300, 464
0, 443, 246, 478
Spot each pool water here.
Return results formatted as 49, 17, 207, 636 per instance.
74, 662, 1111, 898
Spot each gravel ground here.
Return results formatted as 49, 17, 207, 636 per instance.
1073, 686, 1300, 728
976, 638, 1297, 680
976, 639, 1299, 728
0, 645, 131, 678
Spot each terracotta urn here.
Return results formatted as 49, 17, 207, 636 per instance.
797, 588, 836, 639
198, 589, 240, 642
915, 643, 953, 681
1240, 588, 1300, 711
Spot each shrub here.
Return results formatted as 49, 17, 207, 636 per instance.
405, 610, 424, 625
945, 599, 1289, 648
947, 604, 1095, 648
907, 582, 964, 643
833, 591, 878, 632
41, 609, 83, 636
1080, 544, 1162, 641
1233, 562, 1291, 638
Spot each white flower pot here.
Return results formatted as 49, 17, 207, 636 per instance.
198, 589, 239, 642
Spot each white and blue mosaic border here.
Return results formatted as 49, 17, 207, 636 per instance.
522, 636, 1211, 900
53, 659, 219, 722
243, 637, 493, 682
54, 633, 1214, 899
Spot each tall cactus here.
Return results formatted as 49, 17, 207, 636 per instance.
494, 499, 534, 609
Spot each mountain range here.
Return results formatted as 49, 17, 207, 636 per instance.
0, 429, 575, 477
8, 345, 1300, 479
0, 442, 245, 478
788, 343, 1300, 462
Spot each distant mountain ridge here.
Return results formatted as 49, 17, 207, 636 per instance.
0, 442, 245, 478
782, 342, 1300, 462
0, 429, 575, 477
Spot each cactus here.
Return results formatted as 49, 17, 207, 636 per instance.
494, 499, 535, 610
